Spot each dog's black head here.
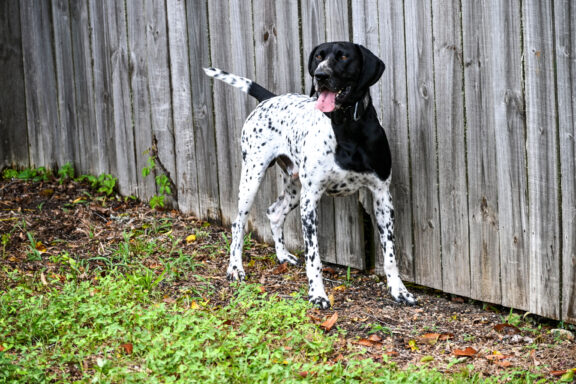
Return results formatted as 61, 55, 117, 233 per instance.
308, 42, 385, 113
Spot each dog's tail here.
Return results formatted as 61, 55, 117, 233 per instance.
203, 67, 276, 103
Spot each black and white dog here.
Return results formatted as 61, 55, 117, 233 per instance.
204, 42, 415, 308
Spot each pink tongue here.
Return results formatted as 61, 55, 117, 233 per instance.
315, 91, 337, 112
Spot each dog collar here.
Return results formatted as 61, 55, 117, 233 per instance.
325, 92, 371, 124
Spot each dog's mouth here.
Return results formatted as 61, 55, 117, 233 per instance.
315, 86, 352, 113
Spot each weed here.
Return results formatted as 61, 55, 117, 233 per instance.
25, 232, 43, 261
56, 162, 75, 183
142, 153, 174, 209
78, 173, 117, 196
2, 167, 51, 182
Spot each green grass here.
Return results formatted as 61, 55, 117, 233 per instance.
0, 266, 540, 383
0, 167, 550, 383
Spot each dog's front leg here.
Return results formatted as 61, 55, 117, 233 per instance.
372, 182, 417, 305
300, 191, 330, 309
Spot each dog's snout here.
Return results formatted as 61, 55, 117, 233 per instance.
314, 71, 329, 81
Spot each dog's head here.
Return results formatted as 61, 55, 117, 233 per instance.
308, 42, 385, 113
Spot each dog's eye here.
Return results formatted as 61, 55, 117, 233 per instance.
340, 55, 348, 61
316, 54, 323, 60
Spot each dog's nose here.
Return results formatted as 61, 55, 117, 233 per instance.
314, 71, 329, 81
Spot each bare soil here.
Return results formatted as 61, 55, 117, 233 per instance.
1, 177, 575, 381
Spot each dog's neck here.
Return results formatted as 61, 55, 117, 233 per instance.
325, 92, 371, 124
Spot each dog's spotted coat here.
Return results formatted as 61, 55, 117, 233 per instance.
204, 42, 416, 308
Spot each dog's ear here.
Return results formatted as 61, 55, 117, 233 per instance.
356, 44, 385, 90
308, 44, 323, 96
308, 44, 321, 77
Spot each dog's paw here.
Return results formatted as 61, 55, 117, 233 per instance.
388, 285, 417, 305
309, 295, 331, 309
226, 265, 246, 281
276, 252, 302, 266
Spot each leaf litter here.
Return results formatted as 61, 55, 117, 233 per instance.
1, 177, 575, 380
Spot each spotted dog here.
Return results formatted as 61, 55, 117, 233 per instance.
204, 42, 416, 308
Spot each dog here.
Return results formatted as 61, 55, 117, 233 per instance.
204, 42, 416, 308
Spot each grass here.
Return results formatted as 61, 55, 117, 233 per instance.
0, 166, 558, 383
0, 261, 542, 383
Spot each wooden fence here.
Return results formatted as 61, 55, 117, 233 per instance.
0, 0, 574, 323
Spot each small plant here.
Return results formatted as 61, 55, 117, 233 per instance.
79, 173, 117, 196
25, 232, 44, 261
142, 152, 175, 209
56, 162, 75, 183
2, 167, 51, 181
504, 308, 523, 327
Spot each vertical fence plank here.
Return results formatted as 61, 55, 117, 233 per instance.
352, 0, 384, 273
247, 0, 280, 244
166, 0, 200, 215
20, 0, 58, 169
126, 0, 156, 201
89, 0, 116, 175
325, 0, 364, 270
462, 1, 502, 304
493, 1, 528, 312
228, 0, 259, 231
433, 0, 469, 297
272, 1, 304, 251
404, 0, 442, 289
69, 0, 99, 175
105, 0, 139, 196
300, 0, 338, 266
555, 0, 576, 323
0, 0, 27, 167
51, 0, 76, 168
523, 0, 561, 319
188, 0, 220, 220
251, 0, 304, 249
207, 0, 234, 223
374, 0, 413, 280
144, 0, 177, 207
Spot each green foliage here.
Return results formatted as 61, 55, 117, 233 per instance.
78, 173, 118, 196
0, 262, 540, 384
2, 167, 50, 182
56, 162, 75, 183
142, 153, 173, 209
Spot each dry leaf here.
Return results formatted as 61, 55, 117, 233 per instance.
328, 294, 335, 307
320, 312, 338, 331
420, 333, 440, 345
35, 241, 47, 253
357, 338, 382, 348
40, 272, 48, 286
368, 334, 383, 342
493, 323, 520, 334
322, 266, 337, 275
0, 345, 5, 352
271, 263, 288, 275
439, 333, 454, 341
493, 360, 512, 368
408, 339, 419, 351
120, 343, 133, 354
453, 347, 477, 357
333, 285, 347, 292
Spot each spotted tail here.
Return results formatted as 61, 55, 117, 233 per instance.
203, 67, 276, 103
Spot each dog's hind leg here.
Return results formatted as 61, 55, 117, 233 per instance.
267, 176, 301, 265
371, 180, 417, 305
227, 158, 268, 281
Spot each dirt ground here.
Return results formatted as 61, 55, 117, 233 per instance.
1, 177, 575, 381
